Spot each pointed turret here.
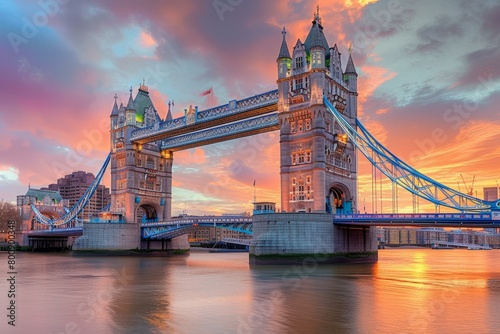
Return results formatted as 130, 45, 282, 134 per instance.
304, 5, 329, 53
126, 86, 135, 110
110, 94, 119, 131
111, 93, 119, 117
125, 86, 136, 126
307, 6, 327, 70
345, 51, 357, 76
277, 27, 291, 80
166, 101, 173, 121
277, 27, 291, 60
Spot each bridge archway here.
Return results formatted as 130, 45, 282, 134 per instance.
327, 183, 352, 214
136, 204, 158, 223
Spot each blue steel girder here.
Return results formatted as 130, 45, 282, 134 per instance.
28, 227, 84, 237
131, 90, 278, 145
334, 213, 500, 227
161, 113, 279, 151
31, 153, 111, 226
142, 218, 253, 239
323, 97, 495, 212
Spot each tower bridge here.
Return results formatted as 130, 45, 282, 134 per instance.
25, 8, 500, 262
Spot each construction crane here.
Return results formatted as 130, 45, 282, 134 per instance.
460, 174, 475, 197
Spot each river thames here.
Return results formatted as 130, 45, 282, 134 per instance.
1, 248, 500, 333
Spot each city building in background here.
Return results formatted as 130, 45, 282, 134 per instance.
483, 187, 499, 202
483, 186, 499, 233
43, 171, 111, 220
378, 227, 500, 248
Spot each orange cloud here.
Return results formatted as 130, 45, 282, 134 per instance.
140, 31, 157, 48
358, 65, 396, 113
175, 148, 207, 165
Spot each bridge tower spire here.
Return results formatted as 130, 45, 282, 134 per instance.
277, 12, 358, 214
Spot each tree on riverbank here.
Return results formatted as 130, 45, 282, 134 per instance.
0, 201, 22, 232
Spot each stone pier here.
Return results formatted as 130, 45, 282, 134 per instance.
72, 222, 190, 252
249, 213, 377, 264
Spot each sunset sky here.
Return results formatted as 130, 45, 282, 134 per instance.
1, 0, 499, 215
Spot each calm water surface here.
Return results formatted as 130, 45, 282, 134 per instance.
1, 248, 500, 333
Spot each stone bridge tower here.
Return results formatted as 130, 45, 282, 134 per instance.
277, 8, 358, 214
109, 84, 173, 224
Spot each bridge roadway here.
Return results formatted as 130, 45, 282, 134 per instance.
28, 213, 500, 239
141, 216, 253, 239
333, 213, 500, 228
131, 90, 278, 146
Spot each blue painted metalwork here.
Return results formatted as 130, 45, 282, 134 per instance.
323, 97, 497, 212
31, 153, 111, 226
197, 89, 278, 122
221, 238, 252, 246
141, 216, 253, 239
333, 213, 500, 227
131, 115, 186, 141
28, 227, 83, 236
131, 90, 278, 142
161, 113, 278, 150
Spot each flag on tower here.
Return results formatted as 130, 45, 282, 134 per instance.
200, 87, 213, 96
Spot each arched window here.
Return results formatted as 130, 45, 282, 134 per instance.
146, 157, 155, 169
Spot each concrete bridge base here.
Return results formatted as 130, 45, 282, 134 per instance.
72, 223, 190, 252
28, 236, 70, 251
249, 213, 378, 265
72, 223, 141, 251
141, 235, 190, 251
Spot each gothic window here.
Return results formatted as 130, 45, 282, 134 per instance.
291, 121, 296, 133
136, 156, 143, 167
305, 76, 309, 88
146, 180, 155, 190
117, 158, 126, 168
126, 112, 135, 124
298, 120, 303, 132
295, 79, 303, 90
117, 180, 126, 190
295, 56, 303, 69
312, 51, 321, 66
292, 178, 296, 185
306, 151, 311, 163
306, 176, 311, 184
292, 154, 297, 165
306, 185, 312, 200
146, 157, 155, 169
298, 152, 305, 164
305, 118, 311, 130
298, 184, 305, 200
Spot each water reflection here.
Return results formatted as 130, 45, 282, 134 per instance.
247, 263, 376, 333
106, 257, 178, 333
4, 249, 500, 333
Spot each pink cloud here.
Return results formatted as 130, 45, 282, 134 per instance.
140, 31, 157, 48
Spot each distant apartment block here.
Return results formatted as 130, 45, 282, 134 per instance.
378, 227, 500, 248
43, 171, 111, 220
484, 187, 499, 201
